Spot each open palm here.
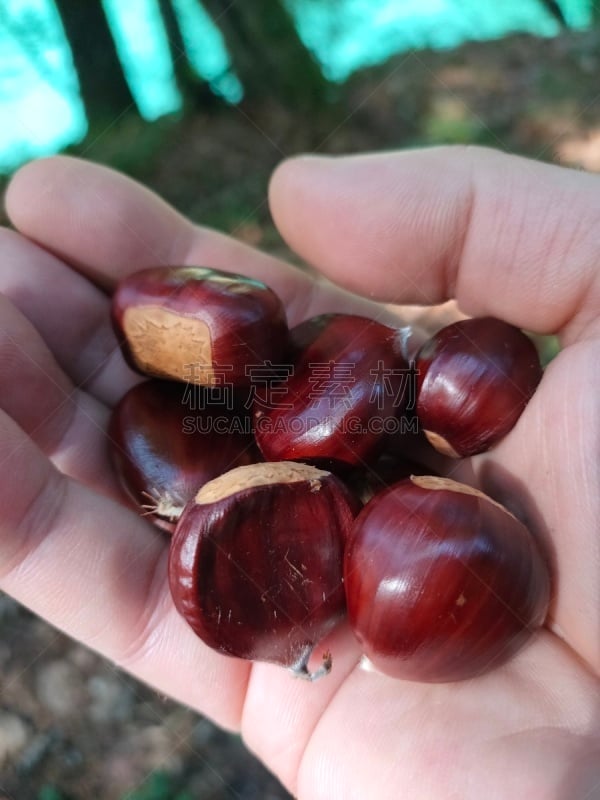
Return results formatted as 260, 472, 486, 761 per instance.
2, 147, 600, 800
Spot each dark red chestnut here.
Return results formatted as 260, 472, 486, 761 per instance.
169, 461, 356, 679
254, 314, 408, 470
416, 317, 542, 457
108, 380, 257, 525
344, 476, 550, 682
112, 266, 288, 386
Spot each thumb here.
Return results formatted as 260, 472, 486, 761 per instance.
269, 146, 600, 345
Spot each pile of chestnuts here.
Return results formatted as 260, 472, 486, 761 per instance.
109, 265, 550, 683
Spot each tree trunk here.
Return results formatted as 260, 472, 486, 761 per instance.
539, 0, 567, 27
157, 0, 219, 109
54, 0, 137, 124
158, 0, 191, 89
200, 0, 327, 109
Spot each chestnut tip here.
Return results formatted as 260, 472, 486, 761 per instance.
107, 380, 257, 528
140, 488, 187, 522
289, 647, 333, 681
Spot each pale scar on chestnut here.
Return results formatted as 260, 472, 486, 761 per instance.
123, 306, 214, 384
410, 475, 518, 518
195, 462, 330, 504
423, 430, 460, 459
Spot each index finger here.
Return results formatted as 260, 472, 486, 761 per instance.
4, 155, 380, 324
6, 154, 416, 371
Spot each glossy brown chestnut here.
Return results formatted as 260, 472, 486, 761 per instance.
344, 476, 550, 682
168, 461, 356, 679
108, 380, 257, 525
112, 266, 289, 386
416, 317, 542, 457
254, 314, 408, 470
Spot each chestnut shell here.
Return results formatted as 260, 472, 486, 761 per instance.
168, 463, 356, 677
254, 314, 407, 470
111, 266, 289, 386
108, 380, 257, 524
416, 317, 542, 457
344, 476, 550, 682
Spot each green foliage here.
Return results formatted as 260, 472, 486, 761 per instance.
70, 115, 181, 180
37, 787, 70, 800
422, 113, 484, 145
122, 770, 193, 800
190, 175, 265, 231
421, 100, 490, 145
533, 334, 561, 366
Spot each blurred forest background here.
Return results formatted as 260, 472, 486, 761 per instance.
1, 0, 600, 798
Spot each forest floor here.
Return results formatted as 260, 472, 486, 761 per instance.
1, 27, 600, 800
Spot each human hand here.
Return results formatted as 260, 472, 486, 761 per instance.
2, 147, 600, 799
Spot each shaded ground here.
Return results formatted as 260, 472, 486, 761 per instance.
1, 27, 599, 800
0, 597, 288, 800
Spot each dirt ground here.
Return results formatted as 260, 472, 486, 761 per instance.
1, 28, 600, 800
